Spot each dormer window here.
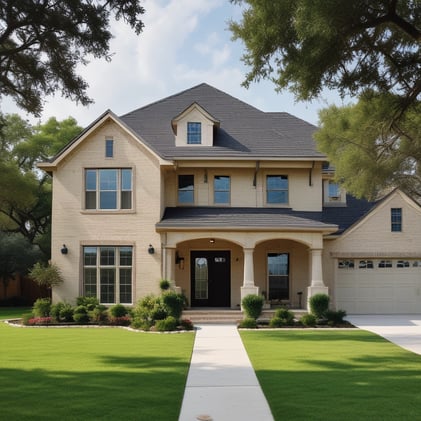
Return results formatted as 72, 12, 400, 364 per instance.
328, 181, 341, 201
187, 122, 201, 144
324, 179, 346, 205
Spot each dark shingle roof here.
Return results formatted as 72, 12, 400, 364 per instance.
120, 83, 325, 160
156, 207, 336, 231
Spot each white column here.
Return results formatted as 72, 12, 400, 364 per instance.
164, 247, 181, 293
241, 247, 259, 303
307, 248, 328, 310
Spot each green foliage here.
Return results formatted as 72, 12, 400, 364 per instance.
230, 1, 421, 106
0, 2, 145, 116
162, 291, 184, 320
179, 319, 194, 331
32, 298, 51, 317
73, 305, 89, 324
50, 302, 74, 322
109, 304, 128, 318
29, 262, 64, 288
274, 308, 295, 325
238, 317, 257, 328
241, 294, 264, 320
309, 294, 330, 319
300, 313, 317, 327
325, 309, 347, 326
22, 312, 34, 325
90, 305, 108, 324
269, 317, 286, 328
76, 296, 100, 311
132, 295, 167, 328
155, 316, 178, 332
159, 279, 170, 291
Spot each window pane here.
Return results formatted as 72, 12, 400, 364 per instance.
214, 191, 230, 204
105, 139, 113, 158
100, 247, 115, 266
267, 175, 288, 204
214, 176, 230, 204
121, 191, 132, 209
328, 182, 340, 197
121, 169, 132, 190
267, 175, 288, 189
391, 208, 402, 232
86, 170, 96, 190
267, 191, 288, 204
84, 247, 97, 265
100, 268, 115, 303
187, 122, 201, 144
100, 191, 117, 209
119, 268, 132, 303
178, 175, 194, 203
85, 191, 96, 209
99, 169, 117, 190
195, 257, 208, 299
120, 247, 132, 266
84, 268, 97, 296
268, 253, 289, 300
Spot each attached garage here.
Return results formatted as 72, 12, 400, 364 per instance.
335, 258, 421, 314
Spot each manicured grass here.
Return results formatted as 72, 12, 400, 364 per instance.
240, 330, 421, 421
0, 307, 31, 319
0, 322, 194, 420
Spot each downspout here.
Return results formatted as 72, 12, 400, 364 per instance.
309, 161, 315, 186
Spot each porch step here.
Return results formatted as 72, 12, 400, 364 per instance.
182, 309, 308, 324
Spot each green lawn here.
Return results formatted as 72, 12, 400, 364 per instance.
0, 307, 31, 319
0, 322, 194, 421
240, 330, 421, 421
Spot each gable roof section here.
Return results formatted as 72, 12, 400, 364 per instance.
171, 102, 220, 134
120, 83, 326, 160
37, 110, 169, 171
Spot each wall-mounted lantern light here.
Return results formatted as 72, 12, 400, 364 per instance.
61, 244, 68, 255
175, 252, 185, 270
209, 238, 215, 244
148, 244, 155, 254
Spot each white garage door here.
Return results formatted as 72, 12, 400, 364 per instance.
336, 259, 421, 314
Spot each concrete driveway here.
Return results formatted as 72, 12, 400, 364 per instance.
346, 315, 421, 355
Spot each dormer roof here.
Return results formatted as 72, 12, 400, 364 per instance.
171, 102, 220, 135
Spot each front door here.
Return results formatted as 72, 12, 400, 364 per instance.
191, 250, 231, 307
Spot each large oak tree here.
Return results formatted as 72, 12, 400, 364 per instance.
0, 0, 145, 116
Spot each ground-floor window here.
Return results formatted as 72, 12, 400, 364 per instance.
268, 253, 289, 300
83, 246, 133, 304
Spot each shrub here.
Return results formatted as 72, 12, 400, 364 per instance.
109, 304, 128, 318
242, 294, 264, 320
309, 293, 330, 319
33, 298, 51, 317
73, 305, 89, 324
155, 316, 178, 332
29, 262, 64, 288
274, 308, 295, 325
238, 317, 257, 328
269, 317, 286, 328
76, 296, 99, 311
179, 319, 194, 331
50, 302, 64, 321
51, 302, 74, 322
162, 291, 184, 320
28, 317, 53, 325
300, 313, 317, 327
132, 295, 167, 328
326, 309, 347, 326
109, 316, 131, 326
90, 305, 108, 323
22, 312, 34, 325
159, 279, 170, 291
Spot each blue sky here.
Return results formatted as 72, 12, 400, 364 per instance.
2, 0, 345, 127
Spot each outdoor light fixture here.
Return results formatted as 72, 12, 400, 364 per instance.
61, 244, 68, 255
176, 252, 185, 270
148, 244, 155, 254
209, 238, 215, 244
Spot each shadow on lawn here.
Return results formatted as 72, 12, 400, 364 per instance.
0, 356, 188, 421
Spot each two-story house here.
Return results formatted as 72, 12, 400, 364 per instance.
39, 83, 421, 314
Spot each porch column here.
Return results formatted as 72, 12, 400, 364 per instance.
307, 248, 328, 310
241, 248, 259, 304
164, 246, 181, 294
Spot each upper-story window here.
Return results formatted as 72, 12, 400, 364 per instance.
85, 168, 132, 210
391, 208, 402, 232
187, 122, 202, 144
266, 175, 288, 204
105, 139, 114, 158
178, 175, 194, 204
328, 181, 341, 201
214, 176, 230, 204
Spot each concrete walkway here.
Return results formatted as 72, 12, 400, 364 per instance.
346, 315, 421, 355
178, 324, 274, 421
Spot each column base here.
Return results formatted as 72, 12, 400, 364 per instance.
307, 286, 329, 312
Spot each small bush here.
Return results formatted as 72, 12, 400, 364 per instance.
29, 262, 64, 288
131, 319, 152, 331
109, 304, 128, 318
76, 296, 99, 311
162, 291, 184, 320
242, 294, 264, 320
109, 316, 131, 326
22, 312, 34, 326
269, 317, 286, 328
309, 293, 330, 319
238, 317, 257, 328
50, 302, 64, 321
159, 279, 170, 291
73, 305, 89, 324
90, 305, 108, 323
33, 298, 51, 317
300, 313, 317, 327
28, 317, 53, 325
155, 316, 178, 332
326, 309, 347, 325
274, 308, 295, 325
179, 319, 194, 331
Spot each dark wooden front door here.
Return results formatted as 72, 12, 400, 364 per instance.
191, 251, 231, 307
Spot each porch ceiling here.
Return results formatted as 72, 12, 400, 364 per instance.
156, 207, 338, 233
